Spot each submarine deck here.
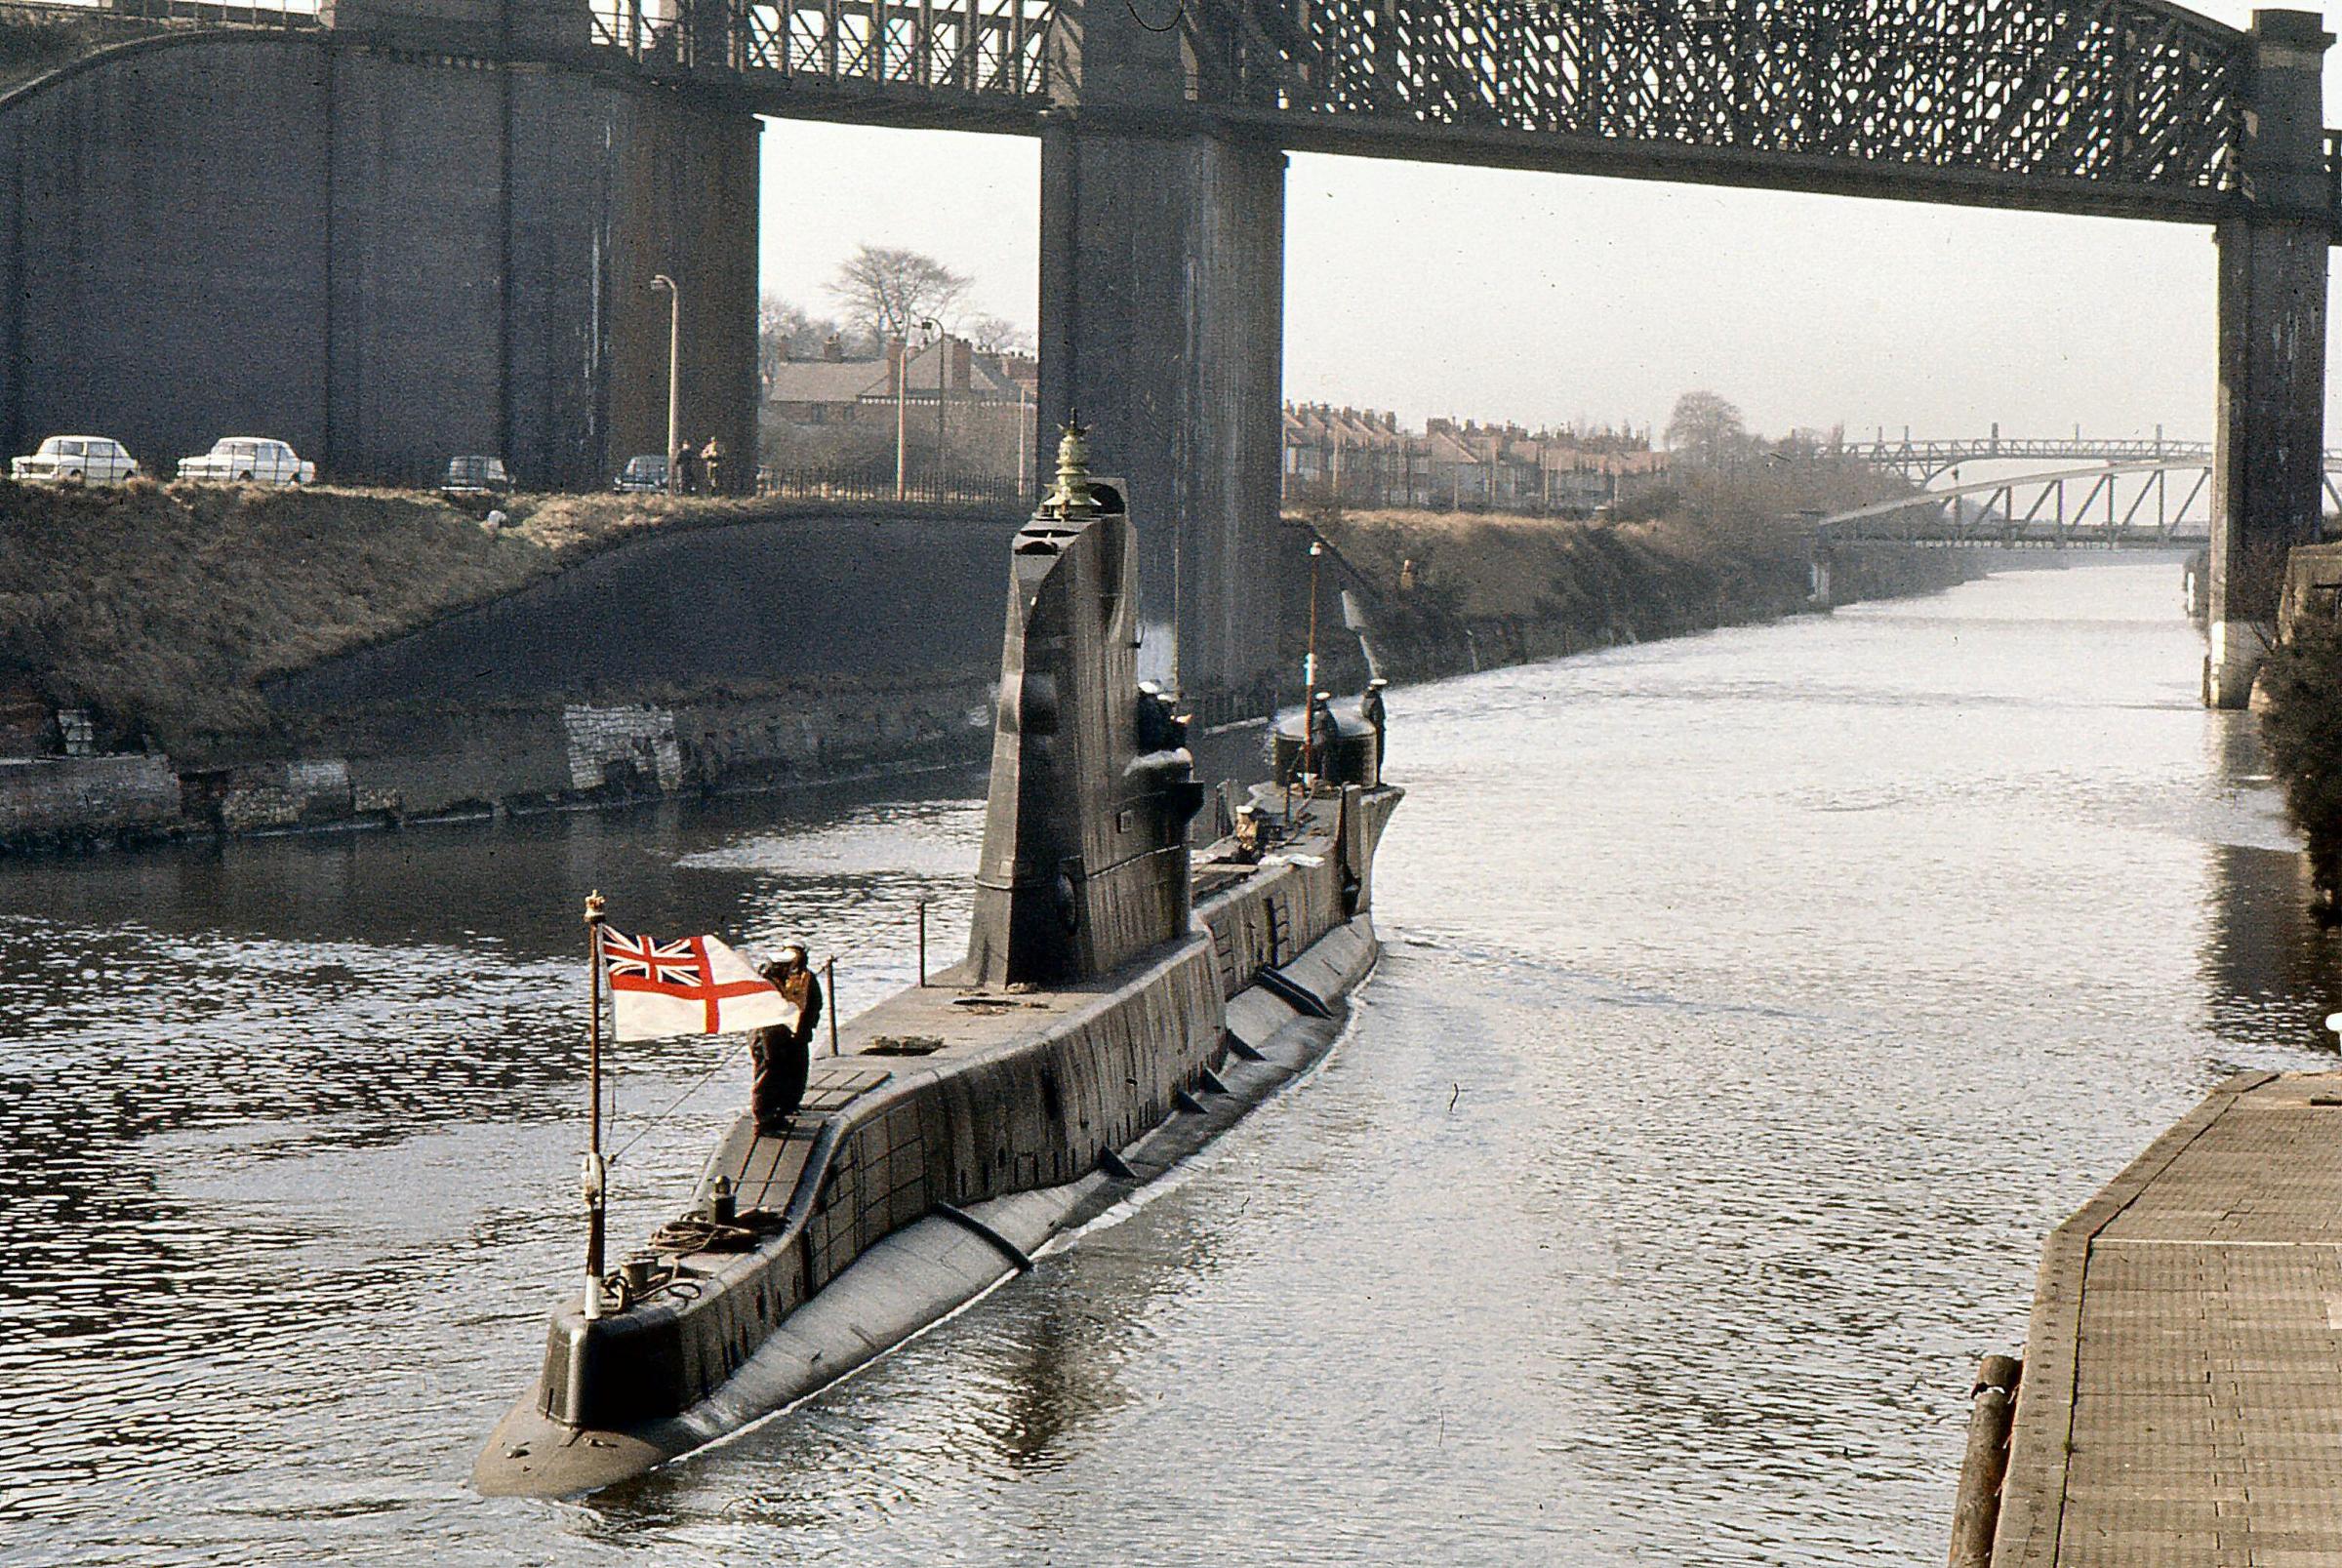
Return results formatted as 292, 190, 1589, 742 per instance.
690, 797, 1354, 1221
1993, 1069, 2342, 1567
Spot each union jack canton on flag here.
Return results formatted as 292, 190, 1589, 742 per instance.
598, 928, 800, 1042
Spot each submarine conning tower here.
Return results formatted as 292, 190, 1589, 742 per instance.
968, 425, 1206, 987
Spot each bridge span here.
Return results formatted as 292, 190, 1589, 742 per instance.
1832, 444, 2342, 546
0, 0, 2335, 700
1820, 461, 2219, 548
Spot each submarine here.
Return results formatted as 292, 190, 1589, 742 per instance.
475, 427, 1402, 1497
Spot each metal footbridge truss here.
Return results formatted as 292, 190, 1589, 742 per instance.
1822, 455, 2342, 546
1857, 432, 2218, 480
1829, 434, 2342, 545
582, 0, 2301, 222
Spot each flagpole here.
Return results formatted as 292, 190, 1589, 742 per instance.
583, 891, 609, 1320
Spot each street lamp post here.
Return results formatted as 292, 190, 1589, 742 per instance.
651, 274, 680, 497
924, 317, 945, 501
895, 333, 909, 502
893, 319, 940, 503
1017, 382, 1033, 498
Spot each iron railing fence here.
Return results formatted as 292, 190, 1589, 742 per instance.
0, 0, 315, 31
755, 464, 1027, 508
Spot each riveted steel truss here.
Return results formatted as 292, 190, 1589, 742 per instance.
1181, 0, 2249, 213
587, 0, 1057, 103
586, 0, 2281, 220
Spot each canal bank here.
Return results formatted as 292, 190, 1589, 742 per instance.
5, 561, 2327, 1564
1299, 505, 1983, 685
2, 479, 1980, 853
0, 482, 1026, 851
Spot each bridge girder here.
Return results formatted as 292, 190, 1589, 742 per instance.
575, 0, 2332, 226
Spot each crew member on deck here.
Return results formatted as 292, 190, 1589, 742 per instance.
1306, 690, 1338, 780
1360, 677, 1389, 779
1231, 803, 1266, 864
750, 945, 823, 1131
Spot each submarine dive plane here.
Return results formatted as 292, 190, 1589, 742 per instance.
474, 427, 1401, 1497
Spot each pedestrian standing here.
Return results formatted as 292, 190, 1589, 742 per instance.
702, 436, 726, 496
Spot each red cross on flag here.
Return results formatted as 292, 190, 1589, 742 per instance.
598, 928, 800, 1042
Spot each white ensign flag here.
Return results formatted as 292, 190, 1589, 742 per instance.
596, 928, 800, 1042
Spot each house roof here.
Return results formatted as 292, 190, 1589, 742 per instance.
765, 358, 889, 405
767, 338, 1032, 408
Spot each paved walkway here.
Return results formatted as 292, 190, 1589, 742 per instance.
1996, 1070, 2342, 1566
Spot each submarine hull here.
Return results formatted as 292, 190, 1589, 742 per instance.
475, 906, 1379, 1498
476, 429, 1401, 1498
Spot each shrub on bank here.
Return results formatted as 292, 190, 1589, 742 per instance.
1298, 456, 1918, 681
2255, 624, 2342, 912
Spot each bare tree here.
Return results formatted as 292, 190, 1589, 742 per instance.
826, 246, 972, 343
964, 313, 1033, 356
758, 294, 866, 384
1665, 390, 1751, 469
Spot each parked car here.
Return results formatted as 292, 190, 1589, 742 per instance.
178, 437, 314, 486
11, 435, 138, 484
614, 454, 668, 493
441, 455, 512, 501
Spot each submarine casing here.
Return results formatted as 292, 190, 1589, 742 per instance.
475, 441, 1400, 1496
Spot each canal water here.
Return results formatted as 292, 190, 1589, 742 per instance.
4, 559, 2335, 1565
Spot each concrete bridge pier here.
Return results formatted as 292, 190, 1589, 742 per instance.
2205, 9, 2332, 707
0, 0, 759, 490
1037, 3, 1287, 704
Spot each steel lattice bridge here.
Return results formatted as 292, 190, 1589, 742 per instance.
1828, 436, 2342, 547
598, 0, 2323, 224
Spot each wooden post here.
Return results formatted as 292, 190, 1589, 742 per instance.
825, 956, 838, 1055
1949, 1354, 2022, 1567
916, 899, 928, 986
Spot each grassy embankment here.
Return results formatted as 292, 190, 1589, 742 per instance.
2, 459, 1920, 758
0, 481, 865, 750
1302, 459, 1915, 680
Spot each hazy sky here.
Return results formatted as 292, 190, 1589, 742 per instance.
755, 0, 2338, 445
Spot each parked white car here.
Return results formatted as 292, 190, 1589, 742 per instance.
178, 437, 315, 486
11, 435, 138, 484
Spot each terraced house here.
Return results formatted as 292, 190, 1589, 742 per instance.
1282, 404, 1666, 515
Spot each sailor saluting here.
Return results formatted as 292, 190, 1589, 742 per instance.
750, 945, 824, 1131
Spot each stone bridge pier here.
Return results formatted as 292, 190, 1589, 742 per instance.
1036, 2, 1289, 702
0, 0, 759, 491
2206, 10, 2332, 707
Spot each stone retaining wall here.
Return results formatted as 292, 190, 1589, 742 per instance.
0, 754, 180, 842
